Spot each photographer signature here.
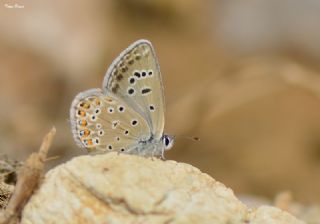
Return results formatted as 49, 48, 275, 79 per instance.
4, 3, 24, 9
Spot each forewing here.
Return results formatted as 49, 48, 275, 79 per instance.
103, 40, 165, 140
70, 89, 150, 153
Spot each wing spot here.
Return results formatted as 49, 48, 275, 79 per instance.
131, 119, 138, 126
116, 136, 120, 141
77, 110, 86, 117
119, 61, 124, 67
112, 120, 120, 129
98, 130, 104, 136
148, 70, 153, 76
118, 105, 125, 112
135, 54, 141, 60
108, 145, 113, 150
79, 129, 90, 137
121, 148, 125, 152
141, 87, 152, 95
86, 139, 93, 146
111, 84, 120, 93
134, 71, 141, 78
95, 108, 101, 114
95, 138, 100, 144
128, 88, 135, 96
78, 119, 87, 127
79, 102, 90, 109
149, 105, 155, 112
116, 74, 124, 81
128, 58, 134, 65
95, 99, 101, 106
91, 115, 97, 121
108, 107, 114, 113
141, 71, 147, 77
120, 66, 128, 73
112, 69, 118, 76
124, 130, 129, 135
96, 123, 102, 129
129, 77, 135, 84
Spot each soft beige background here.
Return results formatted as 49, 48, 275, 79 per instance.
1, 0, 320, 203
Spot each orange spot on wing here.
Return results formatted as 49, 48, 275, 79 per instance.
87, 139, 93, 146
84, 129, 90, 137
80, 119, 87, 127
79, 101, 90, 109
78, 110, 86, 117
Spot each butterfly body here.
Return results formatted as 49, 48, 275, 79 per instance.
70, 40, 174, 158
125, 134, 173, 157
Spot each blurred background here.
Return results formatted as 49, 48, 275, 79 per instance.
1, 0, 320, 206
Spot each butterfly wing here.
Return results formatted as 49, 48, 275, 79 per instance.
102, 40, 165, 140
70, 88, 151, 153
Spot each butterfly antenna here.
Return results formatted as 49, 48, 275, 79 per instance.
175, 135, 200, 142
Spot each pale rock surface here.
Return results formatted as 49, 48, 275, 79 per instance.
21, 153, 304, 224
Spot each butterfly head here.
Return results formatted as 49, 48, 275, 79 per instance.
163, 134, 175, 151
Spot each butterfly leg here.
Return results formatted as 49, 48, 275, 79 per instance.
160, 148, 166, 160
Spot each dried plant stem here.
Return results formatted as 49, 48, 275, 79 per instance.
0, 127, 56, 224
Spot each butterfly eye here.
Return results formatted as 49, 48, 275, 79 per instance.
163, 136, 174, 150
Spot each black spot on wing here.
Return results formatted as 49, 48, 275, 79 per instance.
141, 88, 152, 95
134, 72, 141, 78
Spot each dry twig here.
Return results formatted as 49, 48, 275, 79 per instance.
0, 127, 56, 224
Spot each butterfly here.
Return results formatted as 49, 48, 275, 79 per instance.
70, 40, 174, 158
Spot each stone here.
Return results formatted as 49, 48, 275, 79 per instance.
21, 153, 303, 224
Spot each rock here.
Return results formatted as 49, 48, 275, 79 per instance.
21, 153, 303, 224
0, 181, 14, 209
